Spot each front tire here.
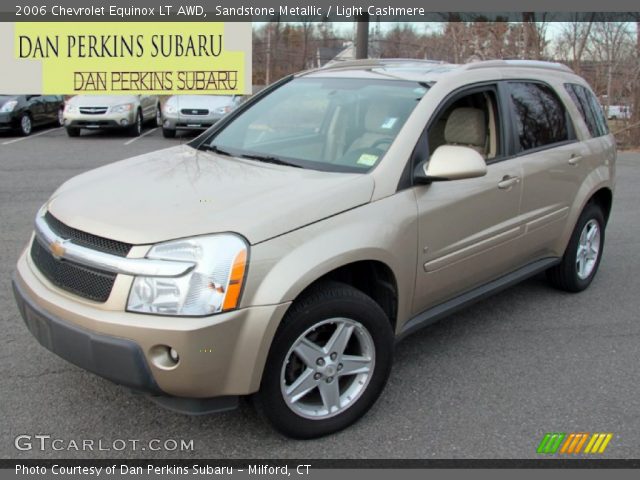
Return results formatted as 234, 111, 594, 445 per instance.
256, 282, 394, 439
128, 110, 142, 137
18, 113, 32, 136
547, 202, 605, 292
65, 127, 80, 137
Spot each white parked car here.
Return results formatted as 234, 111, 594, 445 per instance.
606, 105, 631, 120
159, 95, 240, 138
63, 95, 160, 137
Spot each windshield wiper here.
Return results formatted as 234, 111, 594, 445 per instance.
201, 145, 302, 168
200, 144, 233, 157
240, 153, 302, 168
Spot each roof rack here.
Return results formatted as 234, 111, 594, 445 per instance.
463, 59, 574, 73
320, 58, 446, 70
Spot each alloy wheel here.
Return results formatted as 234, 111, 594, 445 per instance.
576, 219, 601, 280
280, 318, 375, 420
21, 115, 32, 135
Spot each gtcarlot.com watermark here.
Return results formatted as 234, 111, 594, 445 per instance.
14, 434, 194, 452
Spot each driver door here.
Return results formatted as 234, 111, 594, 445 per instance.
412, 85, 524, 314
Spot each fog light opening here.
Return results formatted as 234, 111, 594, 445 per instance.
149, 345, 180, 369
120, 119, 129, 126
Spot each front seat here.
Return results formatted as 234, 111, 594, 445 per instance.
443, 107, 487, 156
347, 100, 405, 153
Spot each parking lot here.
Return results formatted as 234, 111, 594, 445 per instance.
1, 125, 639, 459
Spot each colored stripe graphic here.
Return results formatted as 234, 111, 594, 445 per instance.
537, 433, 566, 454
560, 433, 589, 454
539, 433, 613, 454
584, 433, 613, 454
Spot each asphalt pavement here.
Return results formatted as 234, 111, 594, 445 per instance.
1, 125, 638, 459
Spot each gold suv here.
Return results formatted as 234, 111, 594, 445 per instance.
13, 59, 615, 438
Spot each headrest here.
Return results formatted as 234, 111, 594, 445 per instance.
444, 108, 486, 147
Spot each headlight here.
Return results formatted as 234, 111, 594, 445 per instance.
215, 105, 232, 115
127, 234, 248, 316
163, 104, 178, 114
0, 100, 18, 113
64, 104, 78, 114
110, 103, 134, 114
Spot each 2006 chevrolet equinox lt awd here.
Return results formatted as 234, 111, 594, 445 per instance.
13, 59, 616, 438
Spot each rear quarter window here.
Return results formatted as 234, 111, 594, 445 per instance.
564, 83, 609, 138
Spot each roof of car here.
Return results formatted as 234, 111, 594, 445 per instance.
301, 58, 579, 84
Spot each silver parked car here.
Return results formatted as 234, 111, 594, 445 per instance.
159, 95, 239, 138
63, 95, 160, 137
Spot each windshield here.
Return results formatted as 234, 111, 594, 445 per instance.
201, 77, 428, 172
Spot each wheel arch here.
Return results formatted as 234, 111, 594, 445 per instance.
589, 187, 613, 225
556, 168, 614, 256
284, 259, 400, 333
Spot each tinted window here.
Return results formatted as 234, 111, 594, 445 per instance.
565, 83, 608, 138
508, 82, 569, 152
565, 84, 596, 137
582, 86, 609, 136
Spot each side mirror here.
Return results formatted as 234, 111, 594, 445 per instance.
414, 145, 487, 183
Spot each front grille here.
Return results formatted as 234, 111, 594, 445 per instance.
79, 107, 108, 115
30, 240, 116, 303
181, 108, 208, 116
45, 212, 132, 257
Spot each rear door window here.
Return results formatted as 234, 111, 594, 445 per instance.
507, 82, 570, 152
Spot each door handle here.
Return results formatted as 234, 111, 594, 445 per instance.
568, 153, 583, 165
498, 175, 521, 190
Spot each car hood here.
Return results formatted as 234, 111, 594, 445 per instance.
47, 145, 374, 246
0, 95, 19, 103
68, 95, 140, 107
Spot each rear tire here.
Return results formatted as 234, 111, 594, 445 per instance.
255, 281, 394, 439
547, 202, 605, 292
66, 127, 80, 137
162, 128, 176, 138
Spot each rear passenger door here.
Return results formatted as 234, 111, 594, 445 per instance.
504, 81, 589, 264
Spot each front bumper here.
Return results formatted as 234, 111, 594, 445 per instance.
14, 247, 290, 399
13, 276, 161, 393
162, 113, 223, 131
0, 112, 18, 130
64, 111, 136, 130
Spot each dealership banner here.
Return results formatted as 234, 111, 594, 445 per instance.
0, 22, 251, 94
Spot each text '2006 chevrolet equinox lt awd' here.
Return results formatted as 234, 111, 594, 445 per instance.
13, 59, 615, 438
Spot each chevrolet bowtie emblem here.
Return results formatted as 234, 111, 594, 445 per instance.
49, 241, 66, 259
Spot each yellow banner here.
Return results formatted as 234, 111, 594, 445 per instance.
13, 22, 249, 95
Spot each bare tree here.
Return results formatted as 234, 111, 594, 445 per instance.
556, 13, 595, 74
588, 22, 634, 113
